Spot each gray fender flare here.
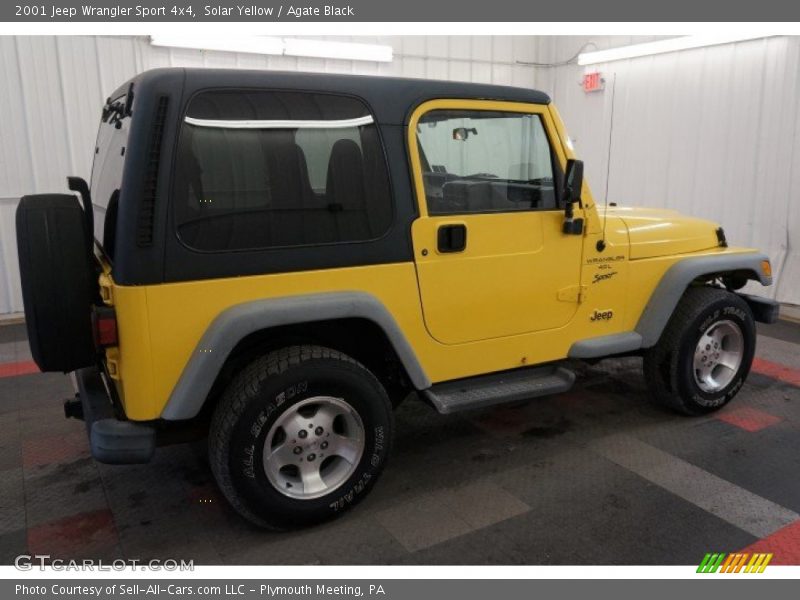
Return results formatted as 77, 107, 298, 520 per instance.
635, 252, 771, 347
160, 292, 431, 420
569, 252, 771, 359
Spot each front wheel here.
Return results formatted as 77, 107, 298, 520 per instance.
209, 345, 393, 529
643, 287, 755, 415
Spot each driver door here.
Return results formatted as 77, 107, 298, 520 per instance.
409, 100, 584, 345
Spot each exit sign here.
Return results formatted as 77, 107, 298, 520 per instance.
582, 72, 605, 93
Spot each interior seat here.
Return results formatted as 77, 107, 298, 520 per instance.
263, 131, 323, 246
325, 139, 372, 241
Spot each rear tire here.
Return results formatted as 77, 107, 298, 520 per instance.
643, 287, 755, 415
209, 345, 393, 529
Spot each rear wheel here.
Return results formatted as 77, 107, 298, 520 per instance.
209, 345, 393, 529
643, 287, 755, 415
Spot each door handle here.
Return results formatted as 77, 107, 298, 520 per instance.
437, 224, 467, 253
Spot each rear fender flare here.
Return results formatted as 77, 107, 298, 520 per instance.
161, 292, 431, 420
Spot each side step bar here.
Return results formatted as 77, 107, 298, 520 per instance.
422, 365, 576, 414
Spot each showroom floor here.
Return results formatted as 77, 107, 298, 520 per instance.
0, 320, 799, 565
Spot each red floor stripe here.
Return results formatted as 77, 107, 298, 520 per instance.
0, 360, 39, 378
27, 509, 118, 558
739, 519, 800, 565
752, 358, 800, 387
715, 406, 783, 432
22, 430, 90, 469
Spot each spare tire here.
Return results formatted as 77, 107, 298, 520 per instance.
16, 194, 97, 372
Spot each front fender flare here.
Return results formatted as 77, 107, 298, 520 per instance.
160, 291, 431, 420
635, 251, 772, 348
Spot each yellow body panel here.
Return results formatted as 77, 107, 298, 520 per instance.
411, 211, 584, 343
105, 98, 764, 421
609, 206, 722, 259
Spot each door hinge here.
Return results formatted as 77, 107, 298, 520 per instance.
98, 272, 114, 306
105, 347, 121, 380
558, 285, 587, 303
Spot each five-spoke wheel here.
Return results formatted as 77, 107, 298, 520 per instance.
264, 397, 365, 499
692, 319, 744, 393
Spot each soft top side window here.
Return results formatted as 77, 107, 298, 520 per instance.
416, 110, 558, 216
173, 90, 392, 252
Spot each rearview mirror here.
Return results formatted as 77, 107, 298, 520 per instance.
452, 127, 477, 141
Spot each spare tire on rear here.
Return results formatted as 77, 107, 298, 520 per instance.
16, 194, 97, 372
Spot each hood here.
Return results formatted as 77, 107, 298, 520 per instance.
606, 206, 723, 260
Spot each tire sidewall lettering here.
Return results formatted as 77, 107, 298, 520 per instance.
246, 380, 309, 442
698, 309, 720, 334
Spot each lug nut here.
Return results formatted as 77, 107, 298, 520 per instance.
298, 430, 308, 439
321, 441, 328, 449
307, 453, 316, 462
315, 426, 324, 435
293, 446, 302, 455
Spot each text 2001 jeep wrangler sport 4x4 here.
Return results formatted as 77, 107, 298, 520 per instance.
16, 68, 779, 529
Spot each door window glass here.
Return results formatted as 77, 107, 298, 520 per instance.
416, 110, 557, 215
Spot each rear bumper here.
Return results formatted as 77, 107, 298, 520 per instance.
738, 293, 780, 324
74, 366, 155, 464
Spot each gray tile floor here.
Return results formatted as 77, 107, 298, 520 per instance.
0, 320, 798, 565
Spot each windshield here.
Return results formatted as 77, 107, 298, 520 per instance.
90, 94, 131, 248
416, 110, 557, 215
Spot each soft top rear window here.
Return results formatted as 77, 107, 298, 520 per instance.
173, 90, 393, 253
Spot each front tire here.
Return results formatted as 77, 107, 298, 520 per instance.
643, 287, 755, 415
209, 345, 393, 529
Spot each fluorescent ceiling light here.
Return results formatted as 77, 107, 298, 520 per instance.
283, 38, 393, 63
150, 36, 393, 63
184, 116, 375, 129
150, 36, 284, 56
577, 34, 775, 66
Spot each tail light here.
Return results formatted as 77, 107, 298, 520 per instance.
92, 306, 118, 348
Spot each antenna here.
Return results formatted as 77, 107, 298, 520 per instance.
599, 72, 617, 252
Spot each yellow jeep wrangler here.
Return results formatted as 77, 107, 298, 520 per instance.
15, 68, 778, 529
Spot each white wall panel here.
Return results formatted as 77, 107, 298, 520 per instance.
2, 34, 796, 316
538, 35, 800, 306
0, 35, 540, 315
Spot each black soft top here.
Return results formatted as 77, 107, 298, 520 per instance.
114, 67, 551, 126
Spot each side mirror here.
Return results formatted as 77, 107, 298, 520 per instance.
562, 159, 584, 205
562, 159, 585, 235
